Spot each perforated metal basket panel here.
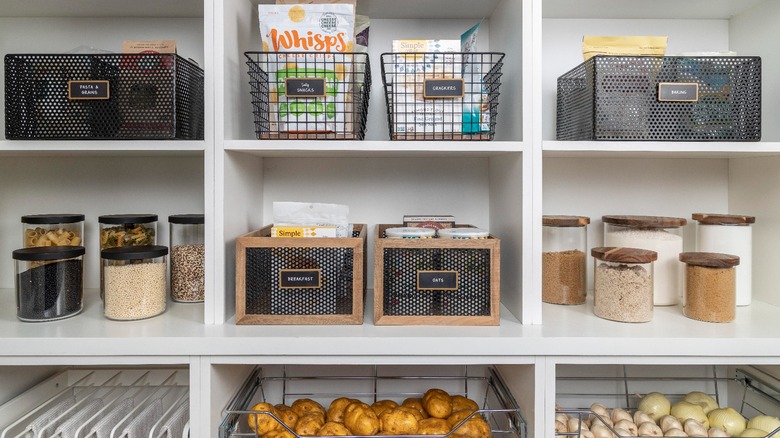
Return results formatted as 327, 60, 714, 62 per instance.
5, 54, 204, 139
245, 52, 371, 140
556, 56, 761, 141
244, 246, 355, 316
382, 247, 491, 316
380, 52, 505, 140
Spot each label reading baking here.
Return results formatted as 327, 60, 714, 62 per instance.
284, 78, 326, 98
279, 269, 322, 289
423, 79, 465, 99
68, 80, 110, 100
417, 271, 459, 291
658, 82, 699, 102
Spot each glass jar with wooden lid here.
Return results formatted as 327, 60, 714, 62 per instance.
592, 247, 657, 323
680, 252, 740, 323
542, 215, 590, 305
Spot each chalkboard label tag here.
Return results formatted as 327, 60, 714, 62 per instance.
68, 80, 110, 100
658, 82, 699, 102
423, 78, 465, 99
417, 271, 459, 291
279, 269, 322, 289
285, 78, 326, 98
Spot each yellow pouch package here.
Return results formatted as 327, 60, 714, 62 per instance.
258, 4, 355, 133
582, 35, 668, 61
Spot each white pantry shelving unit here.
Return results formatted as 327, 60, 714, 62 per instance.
2, 0, 780, 437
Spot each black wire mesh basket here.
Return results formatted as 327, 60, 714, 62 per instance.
244, 52, 371, 140
380, 52, 505, 141
5, 53, 204, 140
556, 55, 761, 141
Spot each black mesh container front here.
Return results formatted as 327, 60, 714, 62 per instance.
382, 248, 491, 316
556, 56, 761, 141
380, 52, 505, 141
244, 52, 371, 140
244, 246, 355, 316
5, 53, 204, 140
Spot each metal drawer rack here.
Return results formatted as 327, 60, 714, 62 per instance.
0, 368, 189, 438
555, 365, 780, 437
219, 365, 526, 438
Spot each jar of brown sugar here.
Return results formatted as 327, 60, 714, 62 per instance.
680, 252, 739, 323
542, 215, 590, 305
592, 247, 657, 323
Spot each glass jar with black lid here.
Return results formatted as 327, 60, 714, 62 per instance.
22, 214, 85, 248
98, 214, 157, 299
13, 245, 85, 322
169, 214, 205, 303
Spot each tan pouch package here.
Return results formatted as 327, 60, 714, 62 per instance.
582, 36, 667, 60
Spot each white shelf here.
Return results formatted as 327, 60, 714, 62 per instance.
0, 140, 205, 156
542, 141, 780, 158
0, 0, 203, 18
542, 0, 766, 19
224, 140, 524, 157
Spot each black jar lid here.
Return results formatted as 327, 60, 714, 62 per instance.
98, 214, 158, 224
168, 214, 204, 224
22, 214, 85, 224
13, 246, 85, 261
101, 245, 168, 260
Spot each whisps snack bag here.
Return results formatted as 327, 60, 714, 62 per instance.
258, 4, 355, 133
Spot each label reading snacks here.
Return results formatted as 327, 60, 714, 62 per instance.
423, 78, 465, 99
68, 80, 110, 100
658, 82, 699, 102
417, 271, 459, 291
284, 78, 326, 98
279, 269, 322, 289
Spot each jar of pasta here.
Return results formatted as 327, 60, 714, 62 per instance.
13, 246, 85, 322
102, 245, 168, 321
21, 214, 84, 248
98, 214, 157, 299
543, 215, 590, 305
592, 247, 657, 323
169, 214, 205, 303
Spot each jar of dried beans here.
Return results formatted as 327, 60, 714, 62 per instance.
22, 214, 84, 248
603, 215, 686, 306
680, 252, 739, 323
169, 214, 205, 303
692, 213, 754, 307
592, 247, 657, 323
542, 215, 590, 305
102, 245, 168, 321
13, 246, 85, 322
98, 214, 158, 299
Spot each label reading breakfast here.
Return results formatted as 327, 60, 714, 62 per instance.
658, 82, 699, 102
417, 271, 459, 290
68, 81, 110, 100
423, 78, 465, 99
280, 269, 322, 288
285, 78, 326, 97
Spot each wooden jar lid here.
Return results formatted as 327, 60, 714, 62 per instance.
692, 213, 756, 225
591, 247, 658, 263
602, 215, 687, 228
543, 215, 590, 227
679, 252, 740, 268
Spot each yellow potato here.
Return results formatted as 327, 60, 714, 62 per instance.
417, 418, 452, 435
401, 398, 429, 419
380, 406, 421, 435
291, 399, 327, 418
343, 401, 380, 436
447, 410, 491, 438
264, 429, 296, 438
451, 395, 480, 413
327, 397, 358, 423
423, 389, 453, 419
247, 402, 281, 436
274, 404, 299, 429
371, 400, 399, 417
294, 412, 326, 436
317, 421, 352, 436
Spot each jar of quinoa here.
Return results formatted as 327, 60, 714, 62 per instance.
169, 214, 205, 303
102, 245, 168, 321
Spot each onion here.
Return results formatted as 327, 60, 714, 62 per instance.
635, 410, 655, 426
706, 407, 746, 437
747, 415, 780, 434
664, 428, 688, 437
739, 428, 770, 437
640, 392, 673, 422
707, 427, 728, 437
569, 418, 589, 433
683, 392, 719, 414
615, 419, 638, 436
671, 401, 710, 429
614, 427, 635, 437
684, 419, 709, 437
590, 423, 612, 438
661, 415, 684, 433
557, 413, 570, 424
612, 407, 634, 424
556, 420, 568, 433
590, 403, 610, 426
638, 421, 664, 436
